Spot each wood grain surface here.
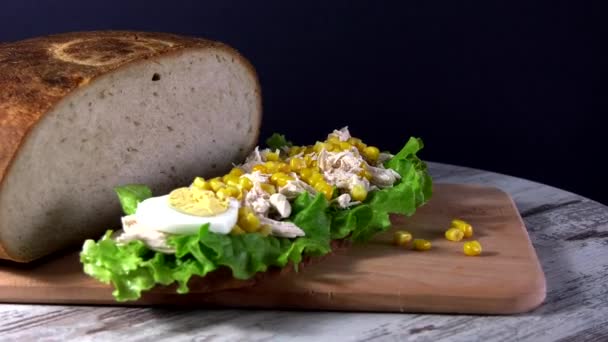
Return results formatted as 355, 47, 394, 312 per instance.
0, 183, 545, 314
0, 162, 606, 342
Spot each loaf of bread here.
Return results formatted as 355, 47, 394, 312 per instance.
0, 31, 262, 262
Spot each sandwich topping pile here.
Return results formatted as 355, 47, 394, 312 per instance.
80, 127, 432, 301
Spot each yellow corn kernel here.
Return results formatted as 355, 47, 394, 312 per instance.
230, 225, 246, 236
451, 219, 474, 238
192, 177, 212, 190
260, 183, 276, 194
393, 230, 413, 246
259, 224, 272, 237
288, 146, 302, 157
326, 135, 340, 144
315, 182, 334, 200
339, 141, 352, 151
208, 177, 225, 192
350, 184, 368, 202
252, 164, 268, 174
348, 137, 363, 146
216, 186, 240, 199
265, 151, 280, 162
264, 161, 281, 173
327, 144, 339, 152
303, 154, 314, 166
270, 172, 293, 187
270, 172, 288, 183
351, 138, 367, 151
278, 162, 291, 173
239, 212, 261, 232
299, 167, 315, 181
222, 174, 240, 186
445, 227, 465, 242
363, 146, 380, 162
308, 172, 325, 187
238, 176, 253, 191
413, 239, 432, 251
229, 167, 245, 177
238, 206, 253, 218
463, 240, 482, 256
289, 157, 307, 171
314, 141, 330, 153
358, 169, 373, 180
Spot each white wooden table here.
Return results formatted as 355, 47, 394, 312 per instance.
1, 162, 606, 341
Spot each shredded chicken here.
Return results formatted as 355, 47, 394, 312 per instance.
258, 216, 305, 238
269, 193, 292, 218
331, 126, 351, 142
317, 148, 374, 192
239, 147, 263, 172
377, 152, 394, 165
244, 184, 272, 216
115, 215, 175, 253
368, 166, 401, 188
242, 170, 269, 184
279, 179, 317, 199
333, 193, 360, 208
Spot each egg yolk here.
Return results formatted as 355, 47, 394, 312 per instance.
168, 187, 228, 216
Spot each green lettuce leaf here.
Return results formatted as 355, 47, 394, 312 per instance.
80, 191, 332, 302
265, 133, 293, 150
81, 135, 432, 302
114, 184, 153, 215
351, 137, 432, 241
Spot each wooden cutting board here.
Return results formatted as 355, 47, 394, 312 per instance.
0, 183, 546, 314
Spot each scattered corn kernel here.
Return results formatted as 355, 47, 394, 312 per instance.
445, 227, 465, 242
413, 239, 432, 251
452, 219, 474, 238
393, 230, 413, 246
350, 184, 368, 202
463, 240, 482, 256
230, 225, 246, 235
252, 164, 268, 173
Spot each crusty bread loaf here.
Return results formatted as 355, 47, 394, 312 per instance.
0, 31, 262, 262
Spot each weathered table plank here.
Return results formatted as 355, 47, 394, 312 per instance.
1, 161, 606, 342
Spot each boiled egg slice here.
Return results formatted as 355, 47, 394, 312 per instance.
134, 195, 239, 235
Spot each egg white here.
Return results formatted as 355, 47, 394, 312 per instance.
135, 195, 239, 235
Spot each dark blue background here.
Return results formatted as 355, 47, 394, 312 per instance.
1, 1, 602, 203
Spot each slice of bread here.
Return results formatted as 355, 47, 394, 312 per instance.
0, 31, 262, 262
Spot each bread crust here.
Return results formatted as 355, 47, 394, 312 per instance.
0, 31, 262, 261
